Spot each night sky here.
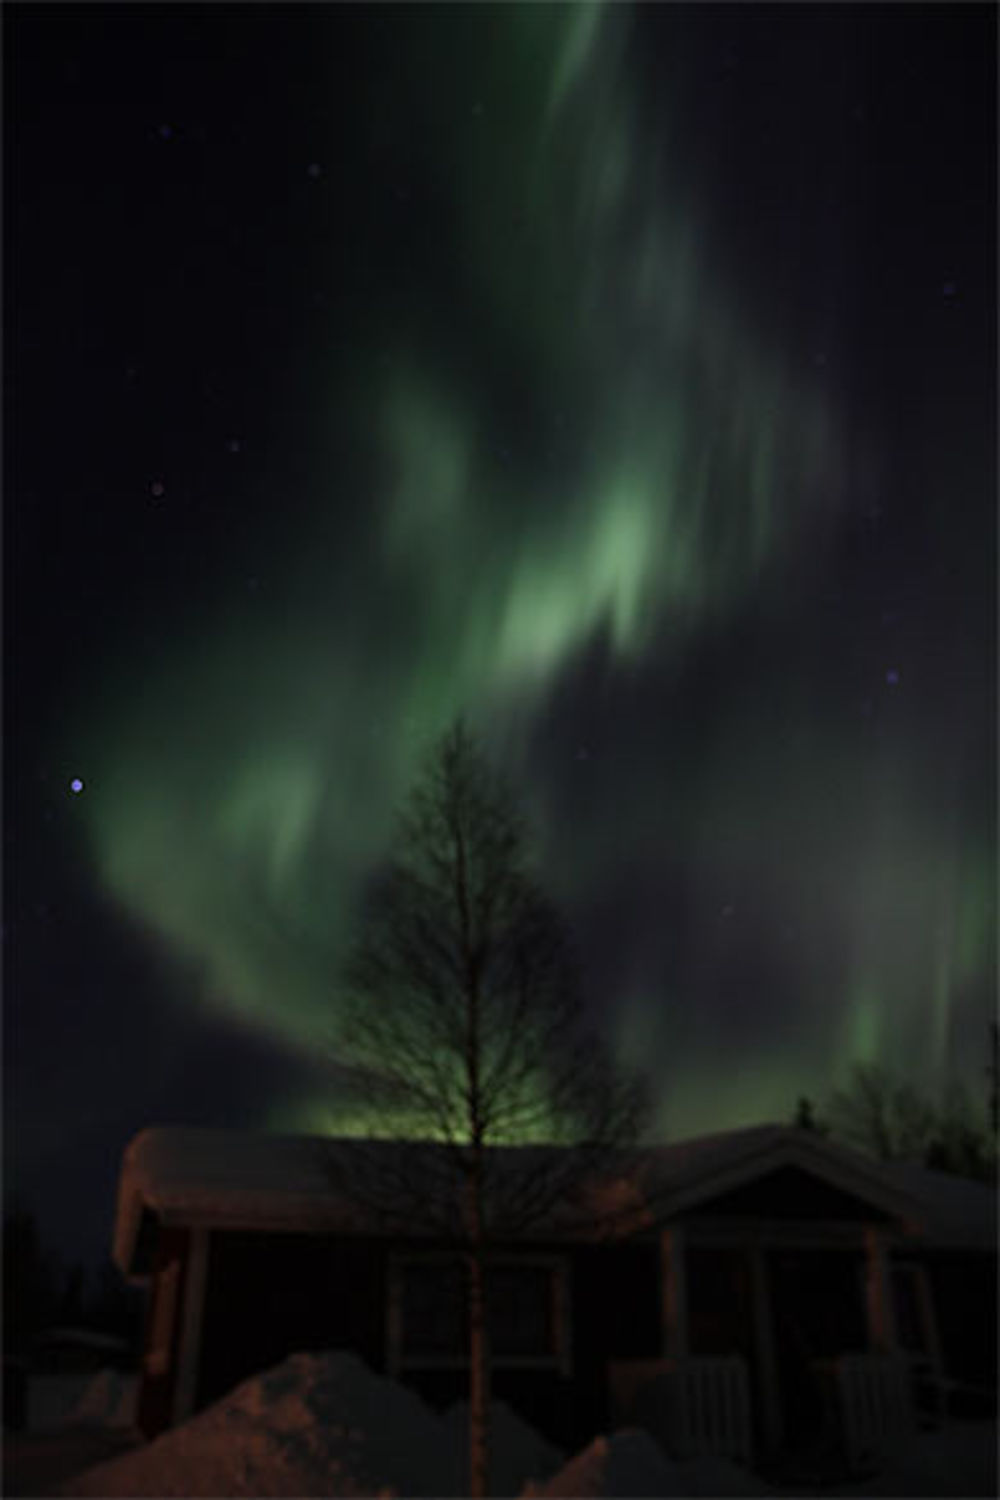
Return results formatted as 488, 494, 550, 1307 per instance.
6, 4, 996, 1266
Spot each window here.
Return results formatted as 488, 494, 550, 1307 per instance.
489, 1263, 556, 1357
400, 1260, 467, 1357
389, 1254, 570, 1373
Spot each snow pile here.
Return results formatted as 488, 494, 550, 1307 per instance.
522, 1428, 690, 1497
522, 1431, 774, 1498
64, 1369, 138, 1430
62, 1350, 455, 1497
442, 1397, 565, 1495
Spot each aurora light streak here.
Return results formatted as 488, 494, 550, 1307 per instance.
10, 0, 995, 1209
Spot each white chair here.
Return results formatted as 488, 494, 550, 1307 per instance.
608, 1355, 753, 1467
834, 1352, 914, 1473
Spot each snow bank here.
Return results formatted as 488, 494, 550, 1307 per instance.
442, 1397, 565, 1495
62, 1350, 454, 1497
522, 1431, 774, 1498
523, 1428, 691, 1497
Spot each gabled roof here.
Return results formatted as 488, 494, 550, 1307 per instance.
881, 1159, 998, 1250
633, 1124, 925, 1222
112, 1123, 997, 1277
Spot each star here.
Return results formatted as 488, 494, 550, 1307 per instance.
150, 480, 166, 499
885, 668, 900, 686
69, 777, 85, 794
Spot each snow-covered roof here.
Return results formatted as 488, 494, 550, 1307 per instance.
113, 1123, 997, 1276
881, 1159, 998, 1250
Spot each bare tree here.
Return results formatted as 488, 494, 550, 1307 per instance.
825, 1061, 996, 1181
923, 1078, 997, 1182
824, 1063, 938, 1161
327, 720, 650, 1498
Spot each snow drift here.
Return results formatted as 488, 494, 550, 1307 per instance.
522, 1429, 685, 1497
61, 1350, 563, 1498
441, 1397, 564, 1495
522, 1430, 774, 1497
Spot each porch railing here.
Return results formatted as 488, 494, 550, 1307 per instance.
832, 1353, 914, 1474
608, 1355, 753, 1467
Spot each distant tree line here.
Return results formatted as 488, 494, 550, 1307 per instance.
2, 1199, 143, 1358
792, 1024, 998, 1184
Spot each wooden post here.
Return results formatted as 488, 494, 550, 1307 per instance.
173, 1229, 209, 1424
864, 1227, 898, 1353
748, 1242, 782, 1453
914, 1263, 947, 1422
386, 1257, 403, 1378
553, 1260, 572, 1379
659, 1226, 688, 1360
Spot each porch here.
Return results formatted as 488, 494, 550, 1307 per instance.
609, 1220, 953, 1481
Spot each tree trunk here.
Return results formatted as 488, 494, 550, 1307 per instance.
467, 1239, 491, 1499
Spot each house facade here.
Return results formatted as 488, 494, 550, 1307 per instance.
112, 1124, 997, 1464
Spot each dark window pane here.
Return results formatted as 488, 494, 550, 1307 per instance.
488, 1265, 555, 1357
401, 1262, 466, 1356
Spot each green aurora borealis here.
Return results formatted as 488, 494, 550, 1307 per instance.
65, 2, 994, 1143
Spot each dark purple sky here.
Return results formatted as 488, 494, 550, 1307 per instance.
6, 4, 996, 1267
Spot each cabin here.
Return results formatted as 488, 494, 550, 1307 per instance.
112, 1123, 997, 1476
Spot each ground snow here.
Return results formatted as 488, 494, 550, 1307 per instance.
521, 1430, 775, 1498
671, 1455, 773, 1496
837, 1421, 998, 1498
